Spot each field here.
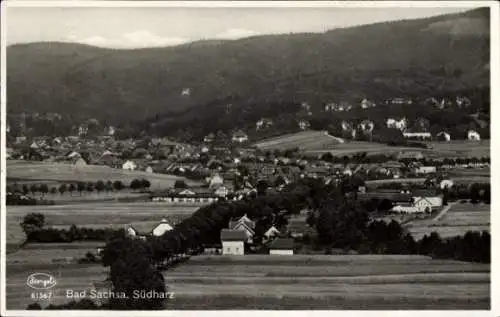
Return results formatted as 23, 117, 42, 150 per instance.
5, 254, 489, 310
6, 202, 200, 248
7, 161, 200, 190
255, 132, 490, 158
405, 203, 490, 240
254, 131, 345, 151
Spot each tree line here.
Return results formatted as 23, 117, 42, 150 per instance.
20, 213, 125, 243
7, 178, 152, 198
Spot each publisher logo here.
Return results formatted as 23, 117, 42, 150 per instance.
27, 273, 57, 290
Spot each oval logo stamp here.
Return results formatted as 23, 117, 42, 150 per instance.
27, 273, 57, 290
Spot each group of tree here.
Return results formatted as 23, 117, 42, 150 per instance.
129, 178, 152, 191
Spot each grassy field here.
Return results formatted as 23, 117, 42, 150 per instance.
6, 202, 199, 247
7, 161, 200, 190
5, 254, 489, 310
254, 131, 344, 151
405, 203, 490, 240
255, 132, 490, 158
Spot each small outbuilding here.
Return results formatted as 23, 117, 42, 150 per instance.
269, 238, 295, 255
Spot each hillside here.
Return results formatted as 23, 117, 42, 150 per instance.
6, 8, 490, 139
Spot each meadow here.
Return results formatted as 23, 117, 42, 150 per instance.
6, 161, 199, 190
405, 203, 490, 240
163, 255, 489, 309
6, 202, 199, 247
5, 254, 490, 310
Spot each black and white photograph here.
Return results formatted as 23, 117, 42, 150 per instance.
1, 0, 498, 314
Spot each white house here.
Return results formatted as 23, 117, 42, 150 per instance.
214, 186, 229, 198
412, 196, 443, 213
67, 151, 81, 159
440, 179, 454, 189
360, 98, 376, 109
152, 219, 173, 237
220, 229, 247, 255
386, 117, 408, 130
263, 226, 280, 242
122, 160, 137, 171
403, 132, 432, 140
298, 120, 310, 131
209, 174, 224, 189
358, 120, 375, 133
231, 130, 248, 143
467, 130, 481, 141
181, 88, 191, 96
436, 131, 451, 142
269, 238, 294, 255
107, 126, 116, 136
416, 166, 437, 175
256, 118, 273, 130
145, 166, 154, 173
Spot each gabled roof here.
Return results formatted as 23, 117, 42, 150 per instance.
230, 221, 255, 235
269, 238, 294, 250
220, 229, 248, 241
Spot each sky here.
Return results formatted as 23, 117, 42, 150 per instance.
6, 6, 473, 49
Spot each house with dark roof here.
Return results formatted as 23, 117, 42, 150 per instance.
220, 229, 247, 255
269, 238, 295, 255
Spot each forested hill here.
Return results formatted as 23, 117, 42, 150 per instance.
7, 8, 490, 138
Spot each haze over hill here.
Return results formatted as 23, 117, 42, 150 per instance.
6, 8, 490, 138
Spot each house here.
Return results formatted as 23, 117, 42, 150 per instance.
298, 120, 310, 131
341, 121, 357, 139
412, 196, 443, 213
416, 166, 437, 175
231, 130, 249, 143
230, 214, 256, 230
208, 174, 224, 188
436, 131, 451, 142
66, 151, 81, 159
122, 160, 137, 171
78, 124, 89, 137
220, 229, 247, 255
152, 219, 173, 237
72, 157, 87, 166
269, 238, 294, 255
403, 131, 432, 140
263, 226, 280, 242
456, 96, 471, 108
106, 126, 116, 136
203, 133, 215, 143
324, 102, 338, 112
145, 166, 154, 173
386, 117, 408, 130
214, 186, 230, 198
256, 118, 273, 130
181, 88, 191, 96
440, 179, 454, 189
467, 130, 481, 141
358, 120, 374, 133
397, 151, 424, 160
360, 98, 376, 109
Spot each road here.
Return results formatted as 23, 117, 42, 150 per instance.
432, 202, 457, 222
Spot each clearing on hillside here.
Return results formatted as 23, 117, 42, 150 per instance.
254, 131, 344, 151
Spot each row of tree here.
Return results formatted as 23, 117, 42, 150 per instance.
7, 178, 152, 197
20, 214, 124, 242
321, 152, 490, 166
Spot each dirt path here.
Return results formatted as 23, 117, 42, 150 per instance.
433, 202, 457, 222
